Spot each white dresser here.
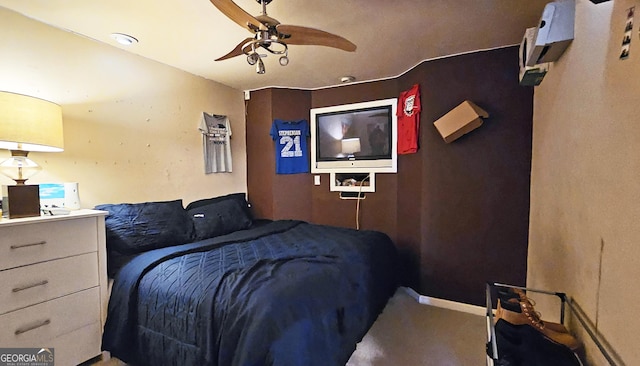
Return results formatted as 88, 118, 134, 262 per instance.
0, 210, 108, 366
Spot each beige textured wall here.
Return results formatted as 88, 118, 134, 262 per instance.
0, 7, 246, 208
529, 0, 639, 364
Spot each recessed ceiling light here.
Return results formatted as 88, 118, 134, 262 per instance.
110, 33, 138, 46
340, 76, 356, 83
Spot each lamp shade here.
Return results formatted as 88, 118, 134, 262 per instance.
341, 138, 361, 155
0, 91, 64, 152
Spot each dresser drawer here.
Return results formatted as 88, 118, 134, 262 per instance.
0, 253, 99, 315
0, 287, 100, 347
0, 217, 98, 271
51, 322, 102, 366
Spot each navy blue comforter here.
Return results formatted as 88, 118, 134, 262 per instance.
102, 220, 398, 366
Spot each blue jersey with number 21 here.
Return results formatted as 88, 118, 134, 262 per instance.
270, 119, 310, 174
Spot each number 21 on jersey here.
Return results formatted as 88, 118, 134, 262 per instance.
280, 135, 302, 158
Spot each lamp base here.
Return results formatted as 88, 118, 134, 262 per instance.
2, 185, 41, 218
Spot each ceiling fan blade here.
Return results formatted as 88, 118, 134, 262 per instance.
215, 37, 255, 61
209, 0, 266, 31
276, 25, 356, 52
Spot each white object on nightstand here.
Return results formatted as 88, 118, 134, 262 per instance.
0, 210, 108, 366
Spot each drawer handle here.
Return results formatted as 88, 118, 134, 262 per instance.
10, 241, 47, 250
12, 280, 49, 293
14, 319, 51, 335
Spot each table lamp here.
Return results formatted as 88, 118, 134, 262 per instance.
0, 91, 64, 218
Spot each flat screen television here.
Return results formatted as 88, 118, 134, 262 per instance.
310, 98, 398, 173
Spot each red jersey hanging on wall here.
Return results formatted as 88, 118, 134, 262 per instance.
397, 84, 421, 154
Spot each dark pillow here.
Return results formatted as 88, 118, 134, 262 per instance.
95, 199, 195, 255
186, 192, 253, 218
187, 198, 253, 241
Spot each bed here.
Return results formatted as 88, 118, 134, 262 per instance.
96, 194, 398, 366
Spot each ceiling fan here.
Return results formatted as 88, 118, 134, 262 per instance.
210, 0, 357, 74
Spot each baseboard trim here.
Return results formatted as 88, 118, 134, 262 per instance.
400, 287, 486, 316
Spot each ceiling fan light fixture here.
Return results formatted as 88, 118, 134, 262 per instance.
247, 53, 259, 65
256, 58, 266, 74
211, 0, 356, 76
110, 33, 138, 46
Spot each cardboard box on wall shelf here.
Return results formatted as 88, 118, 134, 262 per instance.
433, 100, 489, 143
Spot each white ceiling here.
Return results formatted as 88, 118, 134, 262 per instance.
0, 0, 550, 91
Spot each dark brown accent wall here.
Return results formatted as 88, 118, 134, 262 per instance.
247, 88, 313, 222
245, 46, 533, 306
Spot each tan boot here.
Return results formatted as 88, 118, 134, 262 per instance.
496, 299, 581, 351
500, 295, 570, 334
511, 289, 571, 334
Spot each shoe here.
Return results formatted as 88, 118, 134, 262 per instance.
492, 319, 582, 366
496, 299, 581, 351
496, 288, 570, 334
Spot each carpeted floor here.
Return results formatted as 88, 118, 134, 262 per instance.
90, 288, 487, 366
347, 288, 486, 365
